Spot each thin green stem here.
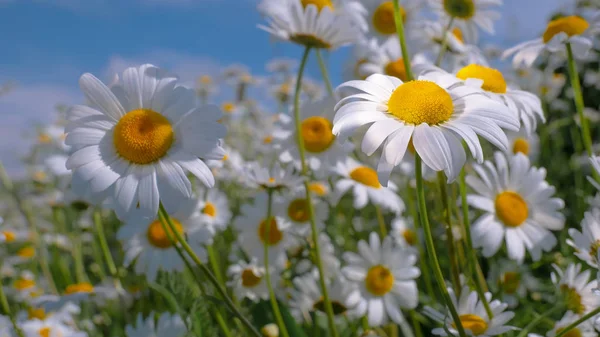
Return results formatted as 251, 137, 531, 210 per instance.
566, 42, 594, 158
72, 239, 89, 283
437, 172, 462, 296
458, 168, 493, 319
158, 203, 261, 337
93, 210, 121, 288
316, 49, 335, 96
264, 189, 290, 337
293, 46, 340, 337
554, 306, 600, 337
415, 156, 467, 337
207, 245, 225, 286
516, 305, 563, 337
375, 206, 388, 238
435, 18, 455, 67
0, 267, 25, 337
392, 0, 414, 81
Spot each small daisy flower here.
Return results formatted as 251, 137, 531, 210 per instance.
466, 152, 565, 263
20, 317, 87, 337
273, 188, 328, 236
503, 13, 600, 67
333, 157, 404, 215
428, 0, 502, 43
227, 258, 276, 302
390, 217, 419, 248
10, 271, 44, 302
196, 187, 232, 232
342, 233, 420, 326
343, 38, 381, 81
126, 313, 187, 337
551, 263, 600, 315
568, 207, 600, 267
359, 38, 411, 82
547, 311, 597, 337
487, 259, 539, 308
33, 282, 118, 311
266, 57, 298, 75
425, 286, 516, 337
117, 199, 214, 281
365, 0, 422, 41
245, 161, 304, 191
0, 228, 32, 244
65, 64, 225, 220
504, 128, 540, 161
334, 72, 518, 184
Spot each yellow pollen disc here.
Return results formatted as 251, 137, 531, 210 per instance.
349, 166, 381, 188
543, 16, 589, 43
589, 240, 600, 259
38, 133, 51, 144
222, 154, 229, 161
287, 198, 310, 223
313, 298, 348, 315
372, 2, 404, 35
222, 102, 236, 114
14, 278, 36, 290
203, 202, 217, 217
258, 217, 283, 246
495, 191, 528, 227
443, 0, 475, 19
263, 135, 273, 144
301, 116, 336, 153
38, 327, 51, 337
113, 109, 174, 164
452, 27, 464, 43
2, 231, 16, 243
561, 285, 585, 314
388, 80, 453, 125
453, 314, 488, 335
146, 219, 184, 249
290, 34, 331, 49
199, 75, 212, 85
365, 265, 394, 296
557, 328, 583, 337
301, 0, 333, 11
268, 177, 276, 183
28, 308, 46, 320
384, 58, 408, 81
308, 182, 328, 196
241, 268, 262, 287
65, 282, 94, 295
279, 83, 291, 94
500, 271, 521, 294
402, 229, 417, 245
17, 246, 35, 258
33, 171, 47, 182
512, 138, 530, 155
456, 64, 507, 94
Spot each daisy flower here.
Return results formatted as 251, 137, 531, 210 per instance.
425, 286, 516, 337
343, 38, 381, 81
33, 281, 119, 311
503, 13, 600, 67
359, 38, 412, 82
117, 199, 214, 281
258, 0, 363, 50
125, 313, 187, 337
244, 161, 304, 191
504, 128, 540, 161
364, 0, 422, 41
568, 207, 600, 267
9, 271, 44, 302
466, 152, 565, 263
227, 258, 276, 302
427, 0, 502, 43
273, 188, 328, 236
279, 96, 353, 177
487, 259, 539, 308
342, 233, 420, 326
551, 263, 600, 315
332, 157, 404, 215
65, 64, 225, 220
195, 187, 232, 232
547, 311, 597, 337
334, 72, 518, 184
20, 316, 87, 337
390, 217, 419, 248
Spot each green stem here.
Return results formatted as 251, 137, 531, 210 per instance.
207, 245, 225, 286
458, 168, 493, 319
158, 203, 261, 337
293, 46, 340, 337
392, 0, 414, 81
437, 172, 462, 296
435, 18, 455, 67
0, 266, 25, 337
415, 156, 467, 337
316, 49, 334, 96
554, 306, 600, 337
375, 206, 388, 238
93, 210, 121, 286
516, 305, 563, 337
566, 42, 594, 157
72, 239, 89, 283
264, 189, 290, 337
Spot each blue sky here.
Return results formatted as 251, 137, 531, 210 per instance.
0, 0, 571, 175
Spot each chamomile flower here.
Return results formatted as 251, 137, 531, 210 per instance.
466, 152, 565, 263
504, 128, 540, 161
10, 271, 43, 302
125, 313, 187, 337
258, 0, 363, 50
227, 258, 276, 302
390, 217, 419, 248
503, 13, 600, 67
428, 0, 502, 43
333, 157, 404, 215
547, 311, 597, 337
551, 263, 600, 315
568, 208, 600, 267
487, 259, 539, 308
343, 38, 381, 81
364, 0, 422, 41
279, 96, 352, 177
411, 21, 482, 66
245, 161, 304, 191
342, 233, 420, 326
334, 72, 518, 184
425, 286, 516, 337
20, 317, 87, 337
195, 187, 232, 232
359, 38, 411, 81
34, 282, 118, 311
117, 199, 214, 281
273, 188, 328, 236
65, 64, 225, 220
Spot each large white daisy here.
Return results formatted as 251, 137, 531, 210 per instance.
466, 152, 565, 263
333, 72, 518, 184
65, 64, 225, 220
427, 0, 502, 43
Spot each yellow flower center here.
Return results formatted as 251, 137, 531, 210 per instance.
113, 109, 174, 164
453, 314, 488, 335
17, 246, 35, 258
372, 2, 404, 35
365, 265, 394, 296
452, 27, 464, 43
512, 138, 530, 155
291, 34, 331, 49
387, 80, 454, 125
33, 171, 47, 182
263, 135, 273, 144
313, 298, 348, 315
13, 278, 36, 290
500, 271, 521, 294
301, 0, 333, 11
402, 229, 417, 246
199, 75, 212, 85
561, 285, 585, 314
222, 102, 236, 114
146, 219, 184, 249
28, 308, 46, 320
38, 133, 51, 144
456, 64, 507, 94
589, 240, 600, 259
2, 231, 16, 243
543, 16, 589, 43
38, 327, 51, 337
495, 191, 528, 227
258, 217, 283, 246
443, 0, 476, 19
308, 182, 328, 196
241, 268, 262, 287
65, 282, 94, 295
301, 116, 336, 153
203, 202, 217, 217
384, 58, 408, 81
557, 327, 583, 337
287, 198, 310, 223
349, 166, 381, 189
